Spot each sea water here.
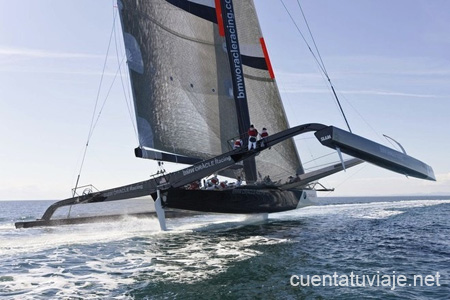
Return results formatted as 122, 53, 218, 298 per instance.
0, 196, 449, 299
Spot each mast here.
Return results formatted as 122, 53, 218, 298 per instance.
218, 0, 257, 182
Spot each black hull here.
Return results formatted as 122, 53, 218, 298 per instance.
162, 186, 303, 214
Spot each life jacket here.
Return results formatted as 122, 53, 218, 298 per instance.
210, 177, 219, 185
261, 130, 268, 138
248, 128, 258, 137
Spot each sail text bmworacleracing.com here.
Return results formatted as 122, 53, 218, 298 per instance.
223, 0, 245, 99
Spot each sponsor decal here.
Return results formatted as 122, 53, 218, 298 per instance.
182, 156, 232, 176
104, 183, 144, 197
320, 134, 331, 142
222, 0, 246, 100
232, 189, 267, 195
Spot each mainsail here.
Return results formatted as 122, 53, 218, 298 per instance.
118, 0, 303, 183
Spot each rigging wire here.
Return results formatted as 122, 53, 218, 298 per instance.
303, 160, 342, 171
112, 6, 139, 144
279, 0, 325, 75
91, 55, 127, 132
296, 0, 329, 78
278, 0, 358, 189
72, 5, 120, 197
279, 0, 352, 133
69, 5, 128, 198
331, 87, 387, 145
302, 151, 336, 165
295, 1, 389, 147
67, 3, 118, 217
322, 164, 368, 197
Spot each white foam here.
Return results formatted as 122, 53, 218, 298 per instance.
1, 199, 448, 298
271, 199, 450, 221
0, 217, 162, 256
1, 212, 291, 298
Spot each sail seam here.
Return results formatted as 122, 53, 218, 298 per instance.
128, 11, 216, 46
243, 73, 274, 82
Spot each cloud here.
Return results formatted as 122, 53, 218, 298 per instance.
277, 55, 450, 81
423, 172, 450, 187
0, 68, 119, 77
326, 173, 450, 196
275, 69, 445, 98
0, 47, 102, 59
338, 89, 441, 99
0, 47, 123, 77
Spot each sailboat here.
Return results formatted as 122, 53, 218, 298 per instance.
15, 0, 435, 229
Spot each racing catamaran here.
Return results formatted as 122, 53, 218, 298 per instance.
15, 0, 435, 229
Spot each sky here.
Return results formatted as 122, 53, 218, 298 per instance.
0, 0, 449, 200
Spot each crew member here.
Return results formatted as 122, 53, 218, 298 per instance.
206, 176, 219, 190
210, 176, 219, 186
190, 180, 200, 190
260, 127, 268, 147
287, 176, 294, 184
248, 125, 258, 150
235, 176, 242, 187
233, 139, 242, 150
